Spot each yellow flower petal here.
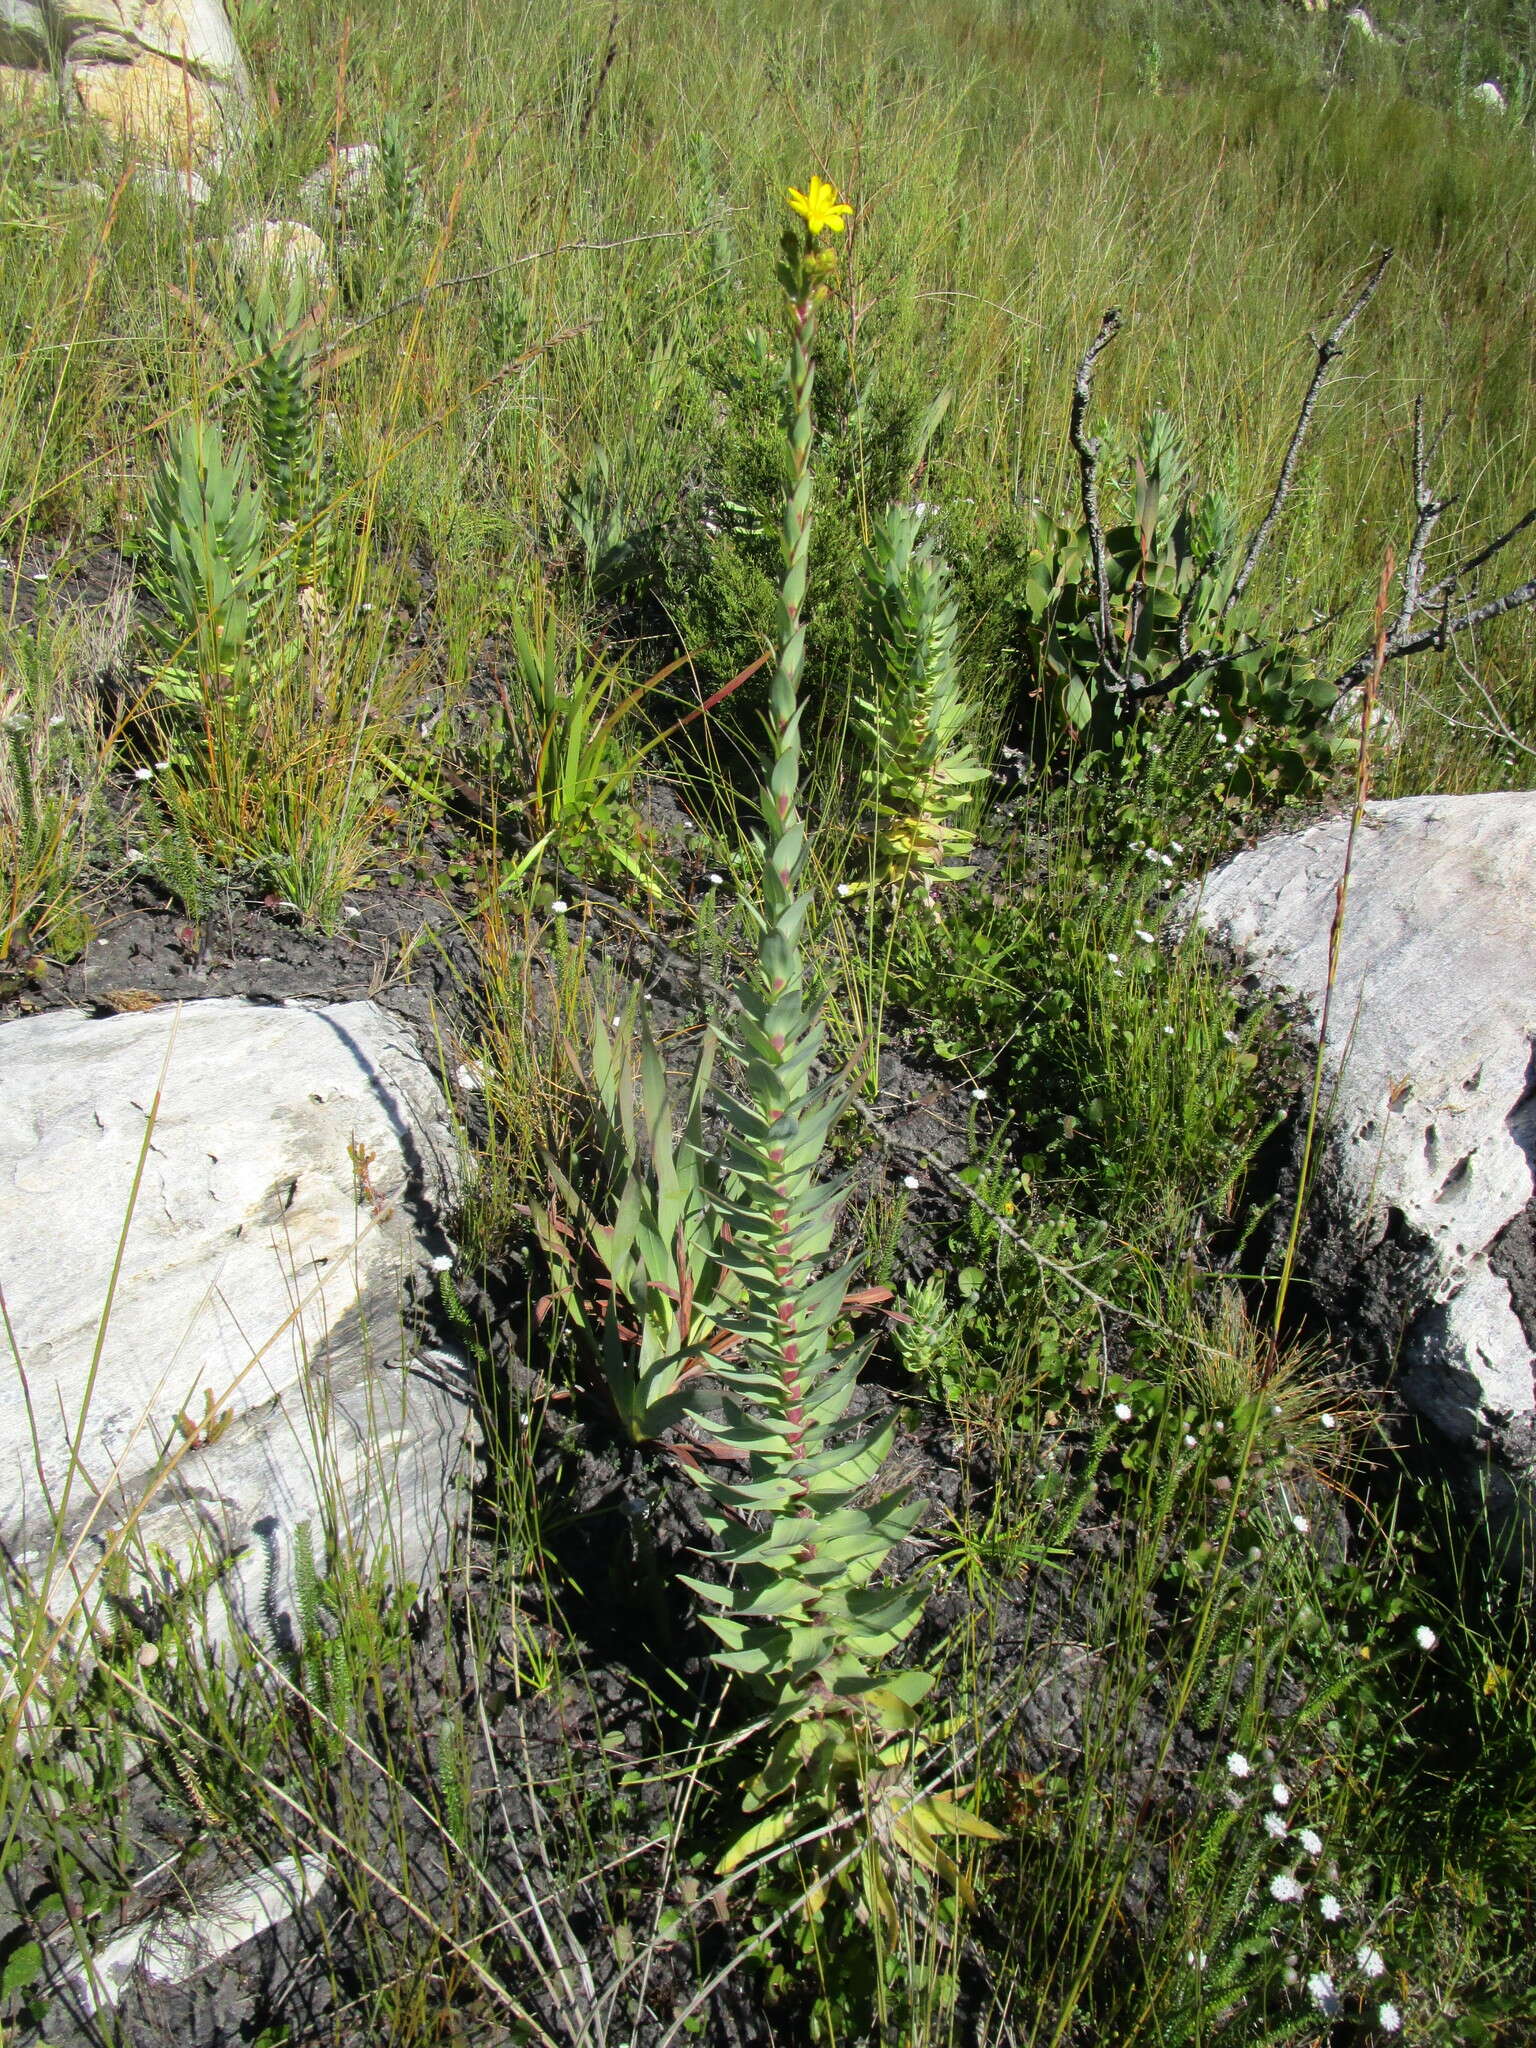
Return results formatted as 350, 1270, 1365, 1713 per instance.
787, 174, 853, 236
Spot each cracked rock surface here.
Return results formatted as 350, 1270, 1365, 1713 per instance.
0, 997, 477, 1662
1194, 792, 1536, 1488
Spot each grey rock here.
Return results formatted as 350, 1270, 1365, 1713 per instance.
226, 216, 333, 296
296, 141, 380, 225
0, 998, 477, 1663
0, 0, 48, 68
1, 2, 248, 161
57, 1851, 329, 2013
1193, 793, 1536, 1482
134, 161, 212, 209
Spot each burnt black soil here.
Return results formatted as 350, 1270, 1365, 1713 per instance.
0, 582, 1352, 2048
0, 762, 1044, 2047
12, 1389, 1271, 2048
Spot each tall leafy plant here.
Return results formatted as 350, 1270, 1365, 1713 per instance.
680, 180, 1000, 1920
141, 421, 266, 711
540, 1003, 735, 1444
233, 288, 326, 590
854, 505, 987, 899
543, 179, 1000, 1927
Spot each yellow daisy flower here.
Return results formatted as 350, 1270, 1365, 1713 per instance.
786, 175, 853, 236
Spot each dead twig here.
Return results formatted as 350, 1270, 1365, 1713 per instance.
1328, 564, 1536, 697
1393, 397, 1452, 640
1069, 308, 1125, 687
1225, 247, 1393, 615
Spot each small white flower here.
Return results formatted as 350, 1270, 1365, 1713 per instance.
1114, 1401, 1133, 1422
126, 847, 145, 862
1263, 1811, 1288, 1840
430, 1254, 453, 1272
1184, 1433, 1198, 1448
1185, 1949, 1207, 1969
1222, 1028, 1241, 1045
1356, 1946, 1386, 1979
1320, 1412, 1337, 1430
48, 713, 66, 728
902, 1174, 921, 1191
706, 871, 724, 886
971, 1086, 989, 1101
153, 758, 170, 772
1162, 1025, 1174, 1036
1106, 952, 1119, 964
1269, 1873, 1302, 1902
1227, 1752, 1252, 1779
1319, 1893, 1342, 1922
1170, 840, 1184, 853
1291, 1513, 1311, 1535
1415, 1624, 1438, 1651
1379, 2002, 1402, 2033
1271, 1781, 1290, 1806
549, 899, 569, 915
611, 1016, 622, 1028
836, 881, 854, 898
1307, 1971, 1340, 2016
1134, 927, 1155, 944
1298, 1828, 1323, 1857
133, 764, 153, 781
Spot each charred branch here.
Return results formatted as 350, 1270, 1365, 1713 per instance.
1069, 307, 1125, 687
1226, 248, 1393, 614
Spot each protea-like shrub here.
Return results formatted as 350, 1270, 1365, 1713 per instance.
855, 506, 987, 898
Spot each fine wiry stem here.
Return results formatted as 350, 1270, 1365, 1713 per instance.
1226, 248, 1393, 613
1069, 308, 1125, 686
1272, 549, 1394, 1334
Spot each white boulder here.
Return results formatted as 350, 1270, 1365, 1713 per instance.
55, 0, 248, 158
0, 0, 247, 161
57, 1851, 329, 2015
297, 141, 381, 225
0, 998, 476, 1667
226, 217, 334, 298
1194, 793, 1536, 1475
0, 0, 49, 110
0, 0, 47, 65
134, 160, 212, 209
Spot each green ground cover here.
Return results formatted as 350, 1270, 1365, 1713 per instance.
2, 1, 1534, 2041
